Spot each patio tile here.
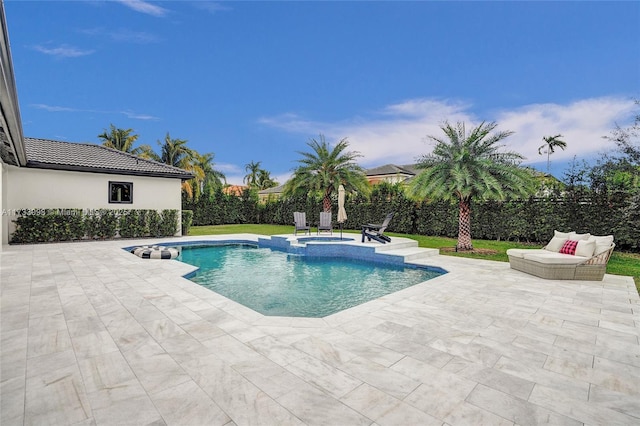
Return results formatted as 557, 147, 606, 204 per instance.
588, 384, 640, 418
150, 380, 230, 425
123, 342, 192, 395
466, 383, 580, 426
341, 383, 442, 426
493, 356, 590, 401
24, 364, 92, 426
286, 354, 363, 398
345, 356, 421, 398
2, 237, 638, 425
528, 384, 639, 425
277, 382, 370, 425
27, 328, 73, 359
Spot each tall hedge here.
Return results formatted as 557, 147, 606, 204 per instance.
183, 185, 639, 251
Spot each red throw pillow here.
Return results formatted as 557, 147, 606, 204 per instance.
559, 240, 578, 255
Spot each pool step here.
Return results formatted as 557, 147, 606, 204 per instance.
377, 246, 440, 261
371, 239, 419, 251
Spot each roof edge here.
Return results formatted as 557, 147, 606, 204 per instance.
26, 161, 195, 180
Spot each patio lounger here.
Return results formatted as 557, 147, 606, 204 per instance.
317, 211, 333, 235
293, 212, 311, 235
506, 231, 615, 281
361, 212, 394, 244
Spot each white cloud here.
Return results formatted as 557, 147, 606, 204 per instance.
496, 98, 636, 164
121, 110, 159, 120
31, 104, 78, 112
115, 0, 169, 17
192, 1, 231, 15
81, 27, 159, 44
31, 104, 159, 121
32, 44, 94, 58
259, 96, 636, 168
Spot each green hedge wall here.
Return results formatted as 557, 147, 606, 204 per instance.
10, 209, 180, 244
184, 186, 639, 251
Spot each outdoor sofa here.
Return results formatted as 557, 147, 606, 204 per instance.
506, 231, 615, 281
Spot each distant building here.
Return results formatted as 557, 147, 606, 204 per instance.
257, 184, 286, 202
364, 164, 419, 185
223, 185, 248, 196
256, 164, 420, 202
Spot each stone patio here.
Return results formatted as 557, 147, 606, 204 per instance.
1, 234, 639, 425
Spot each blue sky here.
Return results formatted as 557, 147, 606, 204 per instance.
5, 1, 639, 185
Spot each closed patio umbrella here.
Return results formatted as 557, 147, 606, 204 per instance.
337, 184, 347, 239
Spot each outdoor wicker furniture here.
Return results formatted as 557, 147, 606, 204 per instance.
507, 231, 614, 281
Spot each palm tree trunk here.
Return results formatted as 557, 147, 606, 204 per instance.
323, 195, 332, 213
457, 197, 473, 251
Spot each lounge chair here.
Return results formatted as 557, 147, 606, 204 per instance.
293, 212, 311, 235
317, 211, 333, 235
361, 212, 394, 244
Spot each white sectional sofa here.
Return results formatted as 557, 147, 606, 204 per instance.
507, 231, 615, 281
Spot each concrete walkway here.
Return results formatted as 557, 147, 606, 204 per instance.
1, 234, 639, 425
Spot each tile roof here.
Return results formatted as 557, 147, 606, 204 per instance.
258, 184, 286, 195
24, 137, 194, 179
364, 163, 418, 177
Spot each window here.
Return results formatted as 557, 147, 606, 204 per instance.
109, 181, 133, 204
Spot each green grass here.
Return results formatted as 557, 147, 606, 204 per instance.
189, 224, 640, 294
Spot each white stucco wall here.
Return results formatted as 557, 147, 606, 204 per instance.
3, 166, 183, 243
1, 162, 6, 249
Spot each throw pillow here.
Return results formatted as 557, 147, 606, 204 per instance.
588, 235, 614, 255
559, 240, 579, 255
573, 232, 591, 241
575, 240, 596, 258
546, 237, 568, 252
554, 230, 574, 239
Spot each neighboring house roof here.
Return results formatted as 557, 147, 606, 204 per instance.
24, 137, 194, 179
364, 163, 419, 177
223, 185, 247, 196
258, 184, 286, 195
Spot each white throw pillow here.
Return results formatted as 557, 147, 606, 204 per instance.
573, 232, 591, 241
588, 235, 614, 255
575, 240, 596, 258
546, 237, 568, 252
554, 230, 574, 239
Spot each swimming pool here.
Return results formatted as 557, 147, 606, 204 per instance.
177, 243, 444, 317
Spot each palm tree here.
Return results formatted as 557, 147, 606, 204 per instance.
154, 132, 197, 197
244, 161, 262, 187
98, 124, 139, 153
157, 132, 192, 169
192, 151, 226, 196
256, 169, 278, 190
408, 121, 535, 251
538, 134, 567, 172
285, 135, 370, 212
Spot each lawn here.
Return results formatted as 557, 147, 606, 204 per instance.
189, 224, 640, 294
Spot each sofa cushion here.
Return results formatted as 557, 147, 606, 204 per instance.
588, 235, 614, 255
506, 248, 548, 259
546, 237, 568, 252
522, 252, 590, 265
575, 240, 596, 258
554, 230, 574, 239
573, 232, 591, 241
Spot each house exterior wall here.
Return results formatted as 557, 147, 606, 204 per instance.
3, 166, 183, 243
366, 173, 412, 185
1, 162, 6, 249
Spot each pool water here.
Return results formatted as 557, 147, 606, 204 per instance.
178, 244, 444, 318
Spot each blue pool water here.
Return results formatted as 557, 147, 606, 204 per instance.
178, 243, 444, 318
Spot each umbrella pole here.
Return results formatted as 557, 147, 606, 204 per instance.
340, 223, 343, 240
